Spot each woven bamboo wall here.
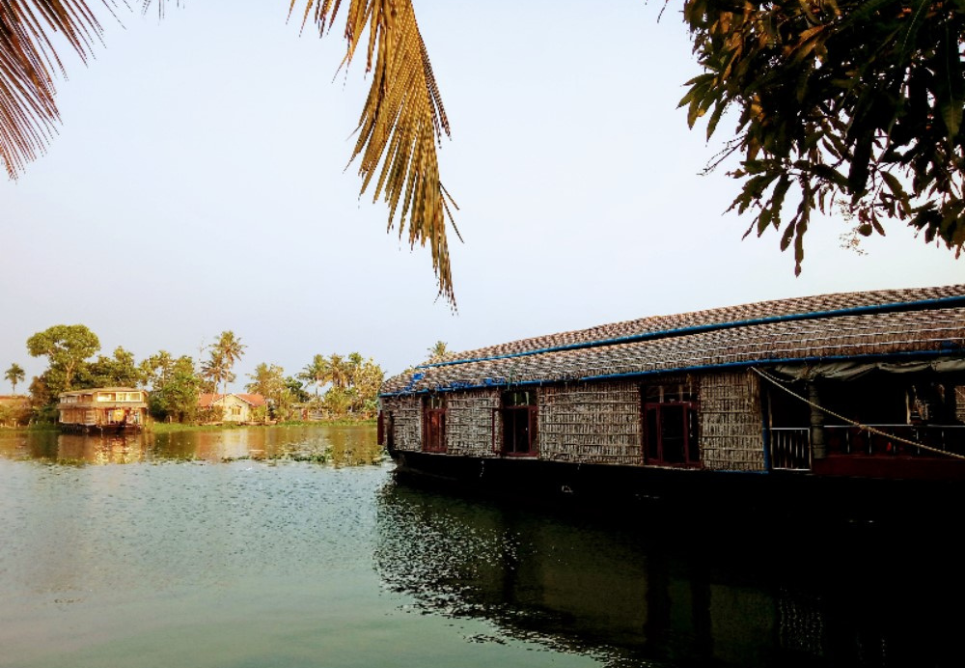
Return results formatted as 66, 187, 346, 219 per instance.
539, 382, 642, 466
381, 396, 422, 452
699, 370, 765, 471
446, 389, 500, 457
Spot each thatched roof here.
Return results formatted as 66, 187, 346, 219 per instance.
382, 285, 965, 396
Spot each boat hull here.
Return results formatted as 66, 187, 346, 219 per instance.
390, 450, 965, 521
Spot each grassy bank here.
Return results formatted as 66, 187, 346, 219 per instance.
149, 422, 246, 433
0, 423, 58, 434
277, 418, 377, 427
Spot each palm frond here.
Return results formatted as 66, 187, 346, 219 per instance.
3, 0, 458, 304
296, 0, 458, 306
0, 0, 109, 178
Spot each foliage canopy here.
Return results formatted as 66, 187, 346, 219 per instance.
26, 324, 100, 391
682, 0, 965, 268
144, 354, 201, 423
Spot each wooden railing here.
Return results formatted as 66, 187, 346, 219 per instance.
824, 424, 965, 458
769, 424, 965, 471
769, 428, 811, 471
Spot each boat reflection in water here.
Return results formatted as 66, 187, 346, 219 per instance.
375, 478, 964, 668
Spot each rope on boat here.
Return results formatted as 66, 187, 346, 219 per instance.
750, 366, 965, 461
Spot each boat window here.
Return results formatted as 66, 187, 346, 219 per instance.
496, 390, 538, 457
643, 384, 700, 467
423, 395, 447, 453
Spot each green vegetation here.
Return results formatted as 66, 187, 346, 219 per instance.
201, 331, 246, 398
426, 341, 451, 364
0, 422, 56, 433
683, 0, 965, 267
148, 422, 246, 434
245, 362, 293, 421
18, 324, 387, 428
298, 352, 384, 419
26, 324, 101, 396
4, 363, 24, 394
142, 353, 200, 423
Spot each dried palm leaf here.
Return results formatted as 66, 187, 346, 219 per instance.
294, 0, 459, 306
3, 0, 458, 304
0, 0, 110, 178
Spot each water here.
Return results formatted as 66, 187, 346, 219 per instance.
0, 426, 962, 667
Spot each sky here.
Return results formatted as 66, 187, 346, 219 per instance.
2, 0, 964, 391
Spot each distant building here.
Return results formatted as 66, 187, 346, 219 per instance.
58, 388, 148, 432
198, 393, 267, 423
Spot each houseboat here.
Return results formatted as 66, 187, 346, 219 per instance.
379, 285, 965, 510
57, 387, 148, 433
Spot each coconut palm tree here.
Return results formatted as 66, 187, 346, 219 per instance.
206, 331, 246, 399
328, 354, 350, 390
427, 341, 451, 364
200, 352, 230, 397
1, 0, 458, 304
352, 358, 385, 416
346, 352, 364, 387
4, 363, 25, 394
299, 354, 332, 399
214, 331, 245, 374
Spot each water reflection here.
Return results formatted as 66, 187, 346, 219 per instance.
375, 477, 965, 668
0, 424, 382, 467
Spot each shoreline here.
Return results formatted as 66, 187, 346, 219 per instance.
0, 419, 377, 435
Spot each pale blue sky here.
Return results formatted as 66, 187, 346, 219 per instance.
2, 0, 963, 390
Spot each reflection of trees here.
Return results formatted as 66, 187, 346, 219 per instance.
3, 425, 382, 467
374, 479, 965, 668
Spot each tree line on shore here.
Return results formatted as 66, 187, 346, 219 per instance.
2, 325, 386, 426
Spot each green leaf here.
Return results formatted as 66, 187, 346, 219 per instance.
810, 164, 849, 189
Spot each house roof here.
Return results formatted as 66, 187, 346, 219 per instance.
236, 394, 267, 407
199, 393, 267, 408
59, 387, 143, 396
381, 284, 965, 396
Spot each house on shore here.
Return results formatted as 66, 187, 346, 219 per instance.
199, 393, 267, 424
379, 285, 965, 505
58, 388, 148, 433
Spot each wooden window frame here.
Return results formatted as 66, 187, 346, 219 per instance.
378, 411, 395, 450
492, 390, 539, 457
422, 396, 447, 453
642, 384, 700, 467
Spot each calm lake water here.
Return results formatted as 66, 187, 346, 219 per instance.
0, 426, 962, 668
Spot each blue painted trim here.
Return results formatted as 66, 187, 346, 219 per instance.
414, 293, 965, 371
379, 348, 963, 398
